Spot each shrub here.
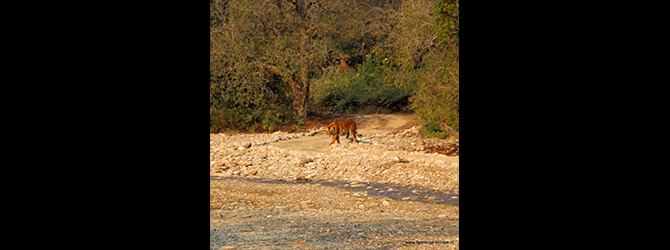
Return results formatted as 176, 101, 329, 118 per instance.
310, 53, 413, 114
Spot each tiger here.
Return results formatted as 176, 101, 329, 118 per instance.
326, 118, 358, 144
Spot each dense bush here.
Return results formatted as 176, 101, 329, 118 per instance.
311, 52, 413, 113
209, 0, 302, 133
211, 0, 459, 138
410, 0, 459, 138
310, 0, 459, 138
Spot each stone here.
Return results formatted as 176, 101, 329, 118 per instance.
300, 200, 313, 205
289, 241, 307, 247
437, 214, 447, 218
381, 200, 390, 207
402, 197, 411, 200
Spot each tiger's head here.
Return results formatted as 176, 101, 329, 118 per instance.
326, 122, 337, 135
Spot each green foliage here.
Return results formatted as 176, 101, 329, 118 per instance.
210, 0, 300, 133
310, 0, 459, 139
210, 102, 296, 133
311, 53, 413, 113
420, 119, 451, 139
411, 0, 459, 138
211, 0, 459, 138
435, 0, 459, 48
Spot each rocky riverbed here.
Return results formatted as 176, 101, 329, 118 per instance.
210, 126, 459, 193
210, 114, 459, 249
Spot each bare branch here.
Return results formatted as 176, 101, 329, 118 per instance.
305, 24, 323, 34
438, 115, 459, 139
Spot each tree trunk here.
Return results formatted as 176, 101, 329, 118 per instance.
294, 27, 310, 119
438, 115, 459, 139
259, 63, 308, 119
288, 74, 308, 119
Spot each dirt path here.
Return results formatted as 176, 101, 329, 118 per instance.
272, 113, 458, 163
270, 114, 411, 153
211, 114, 459, 249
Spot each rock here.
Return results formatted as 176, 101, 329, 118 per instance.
437, 214, 447, 218
295, 176, 310, 182
289, 241, 307, 247
304, 173, 316, 179
401, 197, 411, 200
217, 246, 236, 250
300, 200, 313, 205
211, 161, 225, 168
381, 200, 390, 207
396, 156, 409, 163
242, 142, 252, 148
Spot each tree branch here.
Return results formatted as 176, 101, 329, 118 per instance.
305, 24, 323, 34
438, 115, 459, 139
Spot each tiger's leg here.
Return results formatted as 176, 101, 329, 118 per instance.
331, 134, 340, 144
345, 129, 350, 139
352, 129, 358, 142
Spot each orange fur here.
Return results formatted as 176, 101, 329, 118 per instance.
326, 119, 358, 144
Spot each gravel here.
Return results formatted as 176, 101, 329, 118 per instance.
210, 124, 460, 249
210, 178, 460, 249
210, 126, 459, 194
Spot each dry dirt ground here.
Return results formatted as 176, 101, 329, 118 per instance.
210, 114, 459, 249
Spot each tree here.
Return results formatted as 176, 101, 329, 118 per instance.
211, 0, 392, 120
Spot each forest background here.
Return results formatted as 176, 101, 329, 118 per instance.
210, 0, 458, 138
